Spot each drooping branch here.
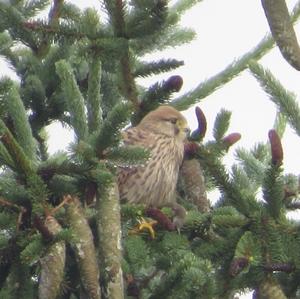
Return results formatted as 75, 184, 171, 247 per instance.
104, 0, 139, 109
65, 195, 101, 299
261, 0, 300, 70
172, 0, 300, 110
38, 216, 66, 299
97, 183, 124, 299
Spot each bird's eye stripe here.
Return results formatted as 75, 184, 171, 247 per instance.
163, 118, 177, 124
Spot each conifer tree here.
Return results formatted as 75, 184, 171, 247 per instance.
0, 1, 300, 299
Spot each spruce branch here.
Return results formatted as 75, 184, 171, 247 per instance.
94, 102, 131, 154
20, 234, 44, 264
170, 0, 204, 16
261, 0, 300, 71
55, 59, 88, 140
248, 61, 300, 137
235, 148, 266, 184
213, 109, 232, 141
103, 0, 127, 37
0, 197, 22, 213
79, 7, 102, 38
137, 75, 183, 120
212, 207, 249, 228
262, 130, 285, 219
273, 111, 287, 138
23, 0, 50, 18
0, 3, 37, 51
131, 26, 196, 56
128, 1, 196, 54
171, 34, 273, 110
231, 164, 260, 199
59, 2, 81, 21
0, 260, 35, 298
0, 120, 34, 176
26, 174, 49, 212
196, 146, 259, 216
126, 0, 168, 38
0, 197, 28, 232
104, 146, 149, 167
0, 121, 49, 209
0, 142, 16, 170
0, 31, 13, 53
5, 82, 37, 162
103, 0, 139, 108
119, 52, 139, 109
23, 20, 85, 40
34, 0, 64, 58
134, 58, 184, 78
172, 0, 300, 110
87, 57, 103, 132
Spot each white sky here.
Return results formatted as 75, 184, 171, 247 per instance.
2, 1, 300, 297
1, 0, 300, 174
50, 0, 300, 175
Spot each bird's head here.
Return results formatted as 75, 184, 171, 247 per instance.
138, 106, 190, 141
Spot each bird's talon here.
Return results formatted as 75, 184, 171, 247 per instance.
129, 217, 158, 239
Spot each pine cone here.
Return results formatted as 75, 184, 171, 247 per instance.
261, 0, 300, 71
164, 75, 183, 92
66, 196, 101, 299
38, 216, 66, 299
190, 106, 207, 141
180, 159, 210, 212
258, 277, 287, 299
268, 129, 283, 166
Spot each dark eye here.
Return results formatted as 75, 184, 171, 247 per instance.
169, 118, 177, 124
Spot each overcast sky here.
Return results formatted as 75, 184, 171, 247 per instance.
60, 0, 300, 175
1, 0, 300, 175
2, 1, 300, 298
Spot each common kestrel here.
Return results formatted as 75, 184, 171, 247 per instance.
118, 105, 190, 224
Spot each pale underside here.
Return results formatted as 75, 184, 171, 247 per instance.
118, 127, 184, 207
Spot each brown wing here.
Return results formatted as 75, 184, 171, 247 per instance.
122, 127, 150, 146
118, 127, 153, 198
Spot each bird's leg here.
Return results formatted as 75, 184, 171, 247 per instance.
167, 202, 187, 231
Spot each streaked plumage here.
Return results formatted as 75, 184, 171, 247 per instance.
118, 106, 189, 210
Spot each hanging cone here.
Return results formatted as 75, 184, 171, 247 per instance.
261, 0, 300, 71
66, 195, 101, 299
97, 183, 124, 299
258, 277, 287, 299
180, 158, 210, 212
38, 216, 66, 299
